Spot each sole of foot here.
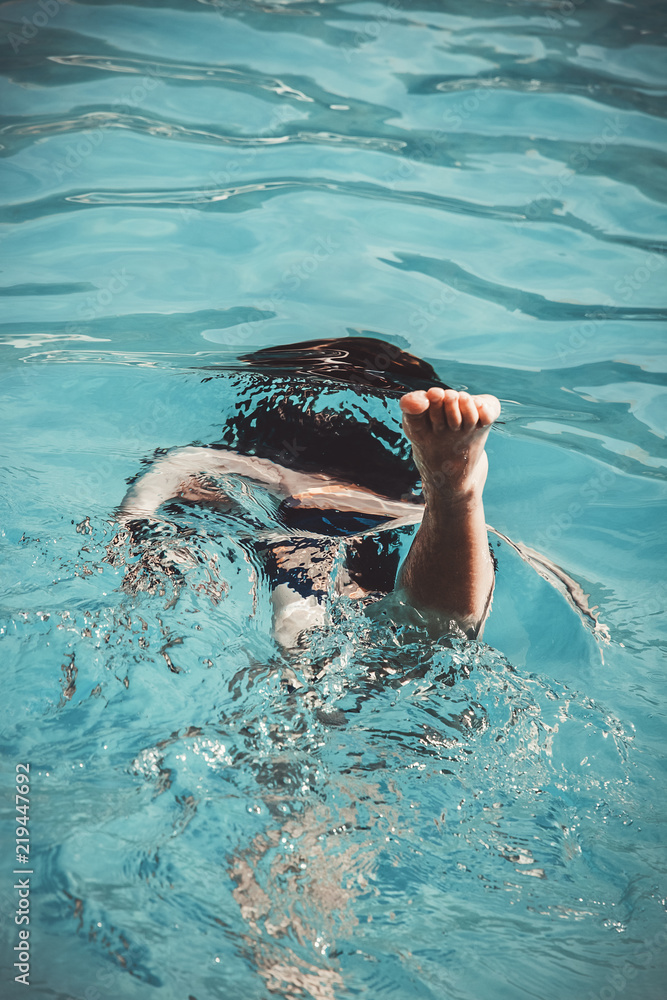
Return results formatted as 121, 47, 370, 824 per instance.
399, 388, 501, 502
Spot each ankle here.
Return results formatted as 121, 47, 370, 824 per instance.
423, 481, 484, 517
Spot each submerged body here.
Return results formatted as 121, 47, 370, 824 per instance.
110, 341, 615, 999
119, 338, 501, 644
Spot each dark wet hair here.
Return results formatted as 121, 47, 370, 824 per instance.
236, 336, 448, 397
205, 337, 449, 500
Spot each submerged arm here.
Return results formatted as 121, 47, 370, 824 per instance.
118, 446, 285, 522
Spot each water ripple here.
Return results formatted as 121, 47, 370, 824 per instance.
52, 179, 667, 255
47, 54, 315, 102
2, 173, 663, 261
384, 252, 667, 322
406, 72, 667, 120
0, 111, 405, 154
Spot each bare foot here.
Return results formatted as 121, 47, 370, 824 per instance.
399, 388, 501, 505
394, 388, 501, 634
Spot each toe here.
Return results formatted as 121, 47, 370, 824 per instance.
400, 390, 431, 440
473, 394, 501, 427
426, 387, 446, 431
399, 390, 429, 416
458, 392, 478, 431
443, 389, 462, 430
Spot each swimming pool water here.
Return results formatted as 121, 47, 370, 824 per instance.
1, 1, 666, 998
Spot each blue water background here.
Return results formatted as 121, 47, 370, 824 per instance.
1, 1, 666, 998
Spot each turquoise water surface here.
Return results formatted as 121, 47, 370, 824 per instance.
1, 1, 666, 998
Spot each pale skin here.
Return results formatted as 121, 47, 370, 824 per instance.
118, 386, 501, 639
396, 387, 501, 634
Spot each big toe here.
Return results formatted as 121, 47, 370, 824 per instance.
473, 394, 501, 427
400, 390, 432, 441
399, 390, 430, 416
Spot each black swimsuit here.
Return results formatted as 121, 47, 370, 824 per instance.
259, 503, 404, 601
278, 502, 392, 538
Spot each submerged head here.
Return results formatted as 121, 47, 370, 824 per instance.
238, 336, 449, 398
208, 336, 449, 500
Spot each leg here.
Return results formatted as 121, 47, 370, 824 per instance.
396, 388, 501, 636
261, 539, 338, 649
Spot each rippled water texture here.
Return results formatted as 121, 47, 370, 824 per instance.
1, 1, 666, 998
